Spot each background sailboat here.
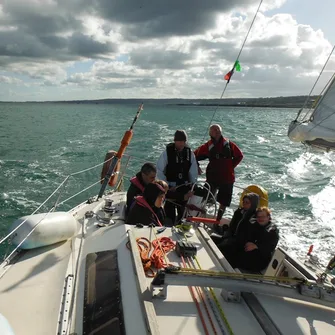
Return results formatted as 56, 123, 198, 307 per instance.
288, 48, 335, 151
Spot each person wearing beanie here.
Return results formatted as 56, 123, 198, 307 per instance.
156, 129, 198, 224
174, 130, 188, 142
126, 181, 167, 226
194, 124, 243, 218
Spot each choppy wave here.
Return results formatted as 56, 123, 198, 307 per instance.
309, 176, 335, 233
1, 103, 335, 265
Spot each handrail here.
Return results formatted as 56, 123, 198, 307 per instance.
0, 151, 146, 247
0, 148, 261, 248
0, 155, 114, 246
0, 177, 70, 246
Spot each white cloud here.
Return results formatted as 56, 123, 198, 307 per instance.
0, 75, 22, 84
0, 0, 334, 101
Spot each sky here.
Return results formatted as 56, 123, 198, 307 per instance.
0, 0, 334, 102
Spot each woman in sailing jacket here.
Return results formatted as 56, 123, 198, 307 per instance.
213, 193, 259, 258
126, 181, 167, 226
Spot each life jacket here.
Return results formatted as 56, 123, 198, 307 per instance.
205, 137, 236, 183
208, 138, 232, 160
135, 196, 163, 226
130, 176, 145, 193
165, 143, 191, 185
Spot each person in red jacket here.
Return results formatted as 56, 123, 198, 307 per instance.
194, 124, 243, 219
126, 162, 157, 216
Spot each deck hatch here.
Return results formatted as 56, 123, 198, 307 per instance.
83, 250, 126, 335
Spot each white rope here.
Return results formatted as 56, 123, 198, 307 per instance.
69, 158, 111, 177
57, 178, 104, 208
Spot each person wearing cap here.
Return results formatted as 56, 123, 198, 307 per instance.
156, 130, 198, 224
194, 124, 243, 220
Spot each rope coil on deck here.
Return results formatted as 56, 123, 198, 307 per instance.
127, 236, 175, 277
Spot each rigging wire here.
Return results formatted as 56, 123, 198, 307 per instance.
201, 0, 264, 142
300, 73, 335, 150
295, 45, 335, 122
298, 73, 335, 123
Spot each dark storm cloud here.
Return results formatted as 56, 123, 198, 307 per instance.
0, 1, 117, 66
83, 0, 243, 23
0, 30, 117, 63
68, 33, 116, 57
81, 0, 256, 38
2, 2, 83, 35
0, 0, 258, 66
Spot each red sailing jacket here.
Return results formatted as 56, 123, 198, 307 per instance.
135, 196, 163, 226
194, 137, 243, 184
130, 176, 145, 192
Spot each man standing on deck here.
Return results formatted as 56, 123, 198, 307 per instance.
157, 130, 198, 225
126, 162, 157, 216
194, 124, 243, 220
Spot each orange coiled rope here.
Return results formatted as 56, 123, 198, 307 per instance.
151, 237, 175, 269
132, 236, 175, 277
135, 237, 154, 276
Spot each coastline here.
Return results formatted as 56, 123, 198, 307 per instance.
0, 95, 318, 108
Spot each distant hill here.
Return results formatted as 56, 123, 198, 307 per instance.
1, 95, 319, 108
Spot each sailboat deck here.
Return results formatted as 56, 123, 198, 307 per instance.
130, 226, 335, 335
0, 239, 73, 335
70, 191, 335, 335
137, 226, 265, 335
1, 191, 334, 335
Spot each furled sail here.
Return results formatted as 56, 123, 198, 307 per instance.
288, 74, 335, 151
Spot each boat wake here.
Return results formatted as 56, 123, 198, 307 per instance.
286, 151, 335, 181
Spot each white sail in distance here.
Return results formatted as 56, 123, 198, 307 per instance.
288, 74, 335, 151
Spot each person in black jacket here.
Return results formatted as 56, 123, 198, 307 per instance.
233, 207, 279, 272
126, 181, 167, 226
213, 193, 259, 262
156, 130, 198, 224
126, 162, 157, 216
212, 193, 259, 243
